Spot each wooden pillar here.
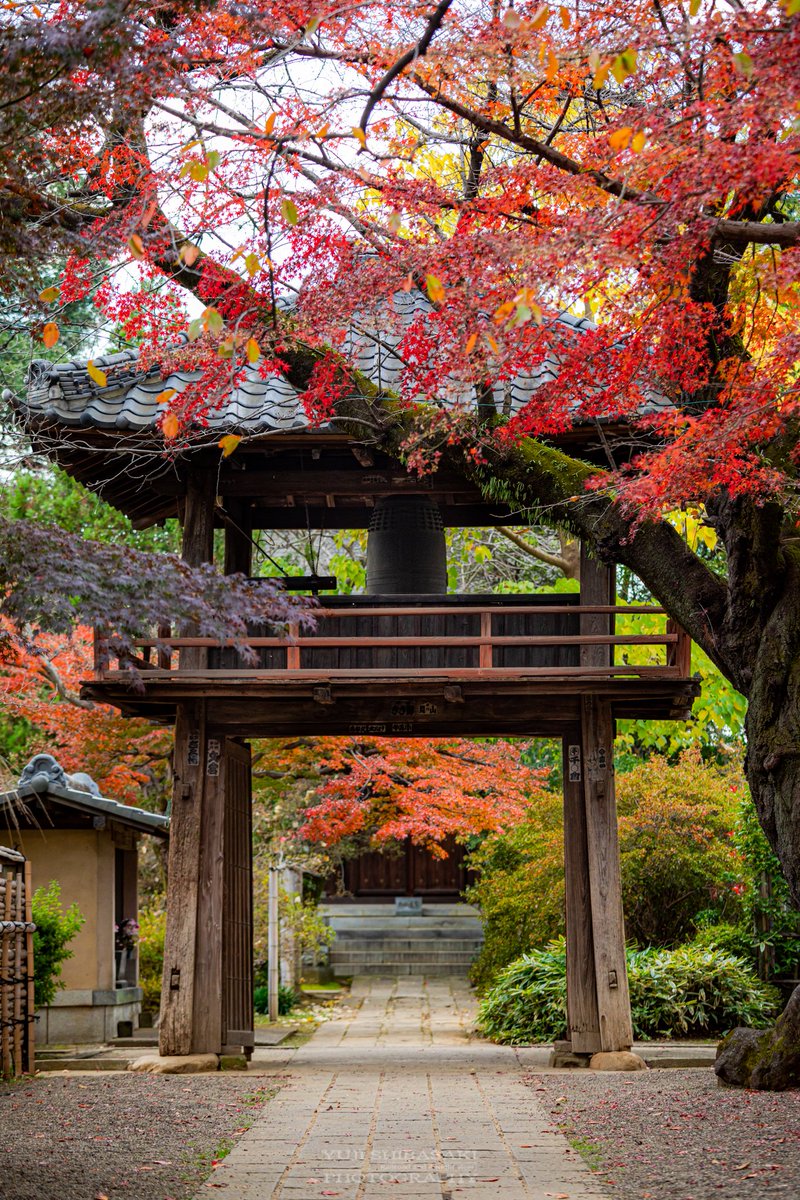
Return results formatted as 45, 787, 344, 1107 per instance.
580, 696, 633, 1051
181, 472, 216, 672
579, 543, 615, 669
562, 733, 601, 1055
223, 499, 253, 577
160, 700, 209, 1055
160, 472, 220, 1056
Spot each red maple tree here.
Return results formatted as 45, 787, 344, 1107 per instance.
269, 736, 549, 852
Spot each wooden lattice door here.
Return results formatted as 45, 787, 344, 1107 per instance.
222, 740, 254, 1055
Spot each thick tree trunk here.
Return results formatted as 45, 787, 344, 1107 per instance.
744, 547, 800, 908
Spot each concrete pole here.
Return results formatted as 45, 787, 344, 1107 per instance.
268, 866, 279, 1022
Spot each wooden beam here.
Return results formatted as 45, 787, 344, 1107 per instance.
160, 701, 207, 1056
580, 696, 633, 1052
562, 733, 602, 1054
223, 499, 253, 576
580, 544, 616, 669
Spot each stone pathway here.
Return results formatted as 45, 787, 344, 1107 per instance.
206, 976, 608, 1200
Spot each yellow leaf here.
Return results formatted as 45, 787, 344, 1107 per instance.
465, 332, 478, 354
42, 322, 59, 349
689, 0, 701, 14
530, 4, 549, 30
128, 234, 145, 259
486, 334, 499, 353
631, 130, 646, 153
425, 274, 445, 304
38, 286, 59, 303
609, 126, 633, 151
546, 49, 559, 82
560, 5, 570, 28
493, 300, 515, 325
156, 388, 176, 405
219, 434, 242, 458
264, 112, 277, 136
180, 243, 201, 266
162, 411, 180, 440
593, 63, 610, 89
352, 126, 367, 148
87, 360, 108, 388
189, 161, 208, 183
246, 337, 260, 364
316, 123, 330, 138
244, 253, 260, 277
388, 211, 402, 233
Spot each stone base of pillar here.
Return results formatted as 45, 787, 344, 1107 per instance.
548, 1039, 593, 1069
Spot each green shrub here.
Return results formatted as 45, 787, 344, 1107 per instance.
691, 922, 757, 967
253, 983, 297, 1016
31, 881, 85, 1007
468, 752, 746, 992
137, 907, 166, 1012
478, 939, 781, 1045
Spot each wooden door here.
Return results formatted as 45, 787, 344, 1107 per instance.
222, 740, 254, 1054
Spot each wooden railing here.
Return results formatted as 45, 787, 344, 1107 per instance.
93, 603, 692, 682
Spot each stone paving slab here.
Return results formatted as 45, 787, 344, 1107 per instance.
201, 976, 610, 1200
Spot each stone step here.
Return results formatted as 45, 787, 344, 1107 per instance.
325, 919, 483, 935
331, 935, 483, 948
331, 949, 478, 964
321, 903, 479, 919
331, 961, 475, 976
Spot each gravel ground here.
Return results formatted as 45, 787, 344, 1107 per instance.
0, 1072, 283, 1200
531, 1068, 800, 1200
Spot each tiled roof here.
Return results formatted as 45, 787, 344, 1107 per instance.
0, 779, 170, 838
13, 293, 668, 435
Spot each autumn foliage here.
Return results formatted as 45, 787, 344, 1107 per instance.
269, 736, 549, 852
0, 622, 169, 802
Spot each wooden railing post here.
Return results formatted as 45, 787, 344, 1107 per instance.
479, 610, 493, 669
286, 622, 300, 670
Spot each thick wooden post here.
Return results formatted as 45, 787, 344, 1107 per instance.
160, 471, 220, 1056
581, 696, 633, 1051
223, 499, 253, 577
160, 701, 208, 1055
562, 733, 601, 1055
181, 473, 216, 672
579, 543, 615, 669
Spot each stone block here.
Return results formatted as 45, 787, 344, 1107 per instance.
128, 1053, 219, 1073
589, 1050, 648, 1071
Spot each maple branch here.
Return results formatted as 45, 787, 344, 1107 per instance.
713, 218, 800, 248
496, 526, 573, 576
411, 75, 663, 207
359, 0, 455, 134
37, 656, 96, 711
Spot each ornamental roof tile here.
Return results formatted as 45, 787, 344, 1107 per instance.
12, 294, 669, 435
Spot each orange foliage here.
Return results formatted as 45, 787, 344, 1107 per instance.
271, 736, 550, 852
0, 622, 169, 804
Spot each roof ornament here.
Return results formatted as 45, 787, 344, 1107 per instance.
18, 754, 101, 796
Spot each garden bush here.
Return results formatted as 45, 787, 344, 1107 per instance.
478, 939, 781, 1045
137, 906, 166, 1012
31, 881, 84, 1007
253, 983, 297, 1016
468, 751, 746, 991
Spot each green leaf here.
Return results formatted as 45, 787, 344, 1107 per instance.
281, 197, 299, 225
733, 51, 753, 79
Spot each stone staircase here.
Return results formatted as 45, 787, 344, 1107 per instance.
321, 902, 484, 977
